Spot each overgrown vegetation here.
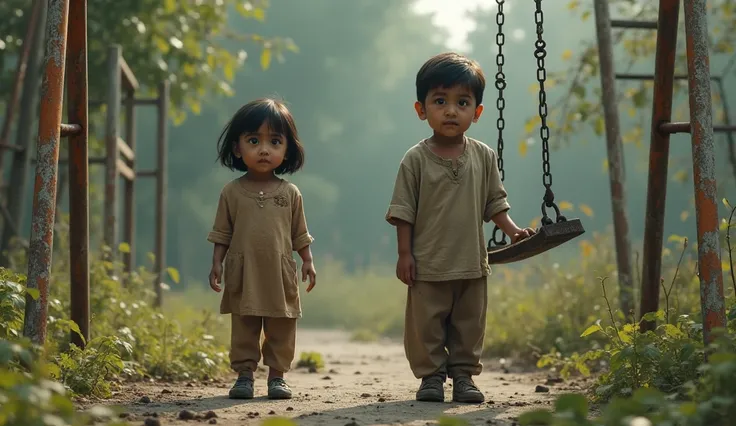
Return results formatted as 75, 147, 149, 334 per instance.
1, 213, 231, 424
515, 199, 736, 425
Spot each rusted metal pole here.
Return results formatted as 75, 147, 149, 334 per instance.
23, 0, 70, 345
683, 0, 727, 345
640, 0, 680, 332
67, 0, 89, 348
594, 0, 635, 319
0, 1, 48, 266
0, 0, 43, 173
123, 88, 137, 278
153, 81, 169, 308
104, 46, 122, 253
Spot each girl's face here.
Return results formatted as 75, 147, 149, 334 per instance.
234, 121, 287, 175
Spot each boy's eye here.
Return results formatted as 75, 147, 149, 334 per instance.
434, 98, 445, 105
459, 99, 469, 107
247, 137, 258, 144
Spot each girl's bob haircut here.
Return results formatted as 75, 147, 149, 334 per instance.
216, 98, 305, 174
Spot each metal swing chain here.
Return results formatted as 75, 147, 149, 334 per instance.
533, 0, 564, 226
490, 0, 508, 247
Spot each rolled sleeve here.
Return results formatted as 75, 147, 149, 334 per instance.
207, 191, 233, 246
385, 162, 418, 226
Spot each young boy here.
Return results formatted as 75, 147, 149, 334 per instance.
385, 52, 535, 403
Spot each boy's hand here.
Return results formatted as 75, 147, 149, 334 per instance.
396, 253, 416, 286
302, 260, 317, 292
512, 227, 536, 244
209, 263, 223, 292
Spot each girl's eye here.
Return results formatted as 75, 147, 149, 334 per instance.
271, 139, 282, 145
247, 137, 258, 144
434, 98, 445, 105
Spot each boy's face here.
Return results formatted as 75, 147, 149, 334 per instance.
414, 84, 483, 138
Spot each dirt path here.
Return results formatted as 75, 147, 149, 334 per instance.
99, 329, 583, 426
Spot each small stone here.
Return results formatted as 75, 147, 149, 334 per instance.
354, 371, 361, 375
329, 369, 339, 374
361, 393, 371, 398
178, 410, 196, 420
204, 411, 218, 419
161, 389, 172, 394
139, 396, 151, 404
322, 376, 332, 380
308, 366, 318, 373
118, 412, 131, 419
378, 397, 386, 402
208, 419, 217, 425
144, 419, 161, 426
535, 385, 550, 393
269, 410, 276, 415
286, 407, 294, 411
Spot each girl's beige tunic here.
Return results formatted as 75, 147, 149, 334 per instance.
207, 177, 314, 318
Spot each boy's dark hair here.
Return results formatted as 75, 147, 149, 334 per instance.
416, 52, 486, 105
216, 98, 305, 174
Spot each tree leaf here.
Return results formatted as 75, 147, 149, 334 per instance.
578, 204, 594, 217
260, 48, 272, 70
167, 267, 181, 284
118, 242, 130, 254
581, 323, 602, 337
25, 288, 40, 300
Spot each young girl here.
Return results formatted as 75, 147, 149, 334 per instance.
207, 98, 317, 400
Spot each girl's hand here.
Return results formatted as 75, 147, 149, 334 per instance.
396, 253, 415, 286
209, 263, 223, 292
302, 260, 317, 293
512, 227, 536, 243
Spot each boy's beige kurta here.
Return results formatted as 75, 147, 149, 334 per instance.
208, 177, 314, 318
386, 137, 510, 281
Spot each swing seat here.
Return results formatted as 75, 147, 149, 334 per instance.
487, 218, 585, 265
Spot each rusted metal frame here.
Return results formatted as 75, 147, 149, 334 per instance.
683, 0, 727, 346
104, 46, 122, 252
153, 81, 169, 308
22, 0, 71, 345
639, 0, 680, 332
616, 73, 710, 81
713, 78, 736, 181
122, 88, 137, 277
32, 156, 106, 165
659, 122, 736, 134
610, 19, 658, 29
0, 0, 43, 171
67, 0, 89, 348
60, 123, 82, 136
117, 137, 135, 162
594, 0, 635, 318
0, 1, 48, 267
136, 169, 158, 177
0, 143, 25, 152
119, 56, 140, 91
117, 159, 135, 181
88, 97, 158, 108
